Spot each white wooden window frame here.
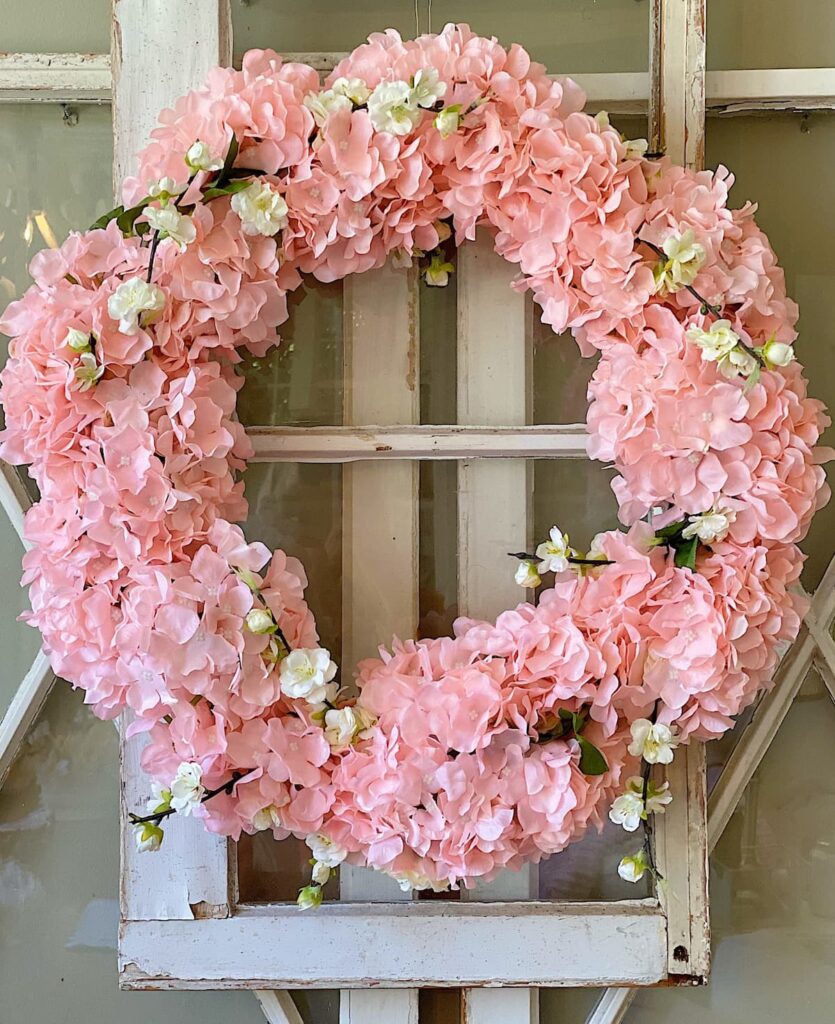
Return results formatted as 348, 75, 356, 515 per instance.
0, 2, 833, 1024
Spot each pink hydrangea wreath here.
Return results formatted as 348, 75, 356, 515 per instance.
0, 24, 830, 901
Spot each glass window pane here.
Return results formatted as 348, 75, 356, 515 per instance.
0, 103, 113, 326
534, 459, 618, 551
0, 685, 269, 1024
238, 457, 620, 901
705, 112, 835, 590
628, 673, 835, 1021
238, 829, 341, 902
0, 530, 41, 724
243, 462, 343, 659
0, 103, 114, 721
2, 0, 109, 52
708, 0, 835, 70
238, 279, 344, 426
233, 0, 650, 74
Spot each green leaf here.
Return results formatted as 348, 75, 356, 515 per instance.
674, 536, 698, 571
226, 167, 269, 179
90, 204, 124, 231
654, 519, 687, 540
202, 178, 253, 200
577, 737, 608, 776
115, 198, 152, 236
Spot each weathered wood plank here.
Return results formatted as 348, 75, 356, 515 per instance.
6, 54, 835, 116
0, 463, 32, 548
339, 261, 420, 1020
248, 424, 587, 462
255, 990, 305, 1024
119, 901, 668, 989
643, 0, 710, 989
0, 650, 54, 785
114, 0, 234, 939
0, 52, 111, 103
457, 231, 536, 1022
112, 0, 232, 184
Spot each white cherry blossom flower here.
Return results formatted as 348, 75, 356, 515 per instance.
65, 327, 91, 352
623, 135, 649, 160
107, 277, 166, 335
536, 526, 573, 574
685, 319, 759, 379
719, 345, 758, 380
628, 719, 679, 765
514, 559, 542, 589
279, 648, 338, 703
305, 833, 348, 868
367, 80, 422, 136
145, 204, 197, 252
608, 779, 646, 832
645, 779, 673, 815
762, 338, 795, 367
681, 505, 737, 544
686, 319, 740, 362
147, 176, 186, 199
331, 76, 370, 105
618, 850, 650, 883
609, 776, 672, 832
185, 140, 223, 173
311, 861, 332, 885
231, 181, 289, 236
146, 781, 171, 815
434, 105, 462, 138
245, 607, 276, 635
252, 804, 283, 831
303, 88, 352, 127
411, 67, 446, 108
324, 705, 376, 748
169, 761, 205, 815
586, 532, 609, 562
653, 228, 706, 295
73, 352, 104, 391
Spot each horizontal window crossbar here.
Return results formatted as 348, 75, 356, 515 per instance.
247, 424, 589, 462
6, 55, 835, 114
120, 900, 666, 989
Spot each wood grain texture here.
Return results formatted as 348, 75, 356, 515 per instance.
0, 52, 111, 103
112, 0, 231, 184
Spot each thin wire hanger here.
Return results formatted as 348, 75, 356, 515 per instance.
413, 0, 434, 36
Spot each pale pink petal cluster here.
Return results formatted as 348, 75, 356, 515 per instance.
0, 25, 829, 881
